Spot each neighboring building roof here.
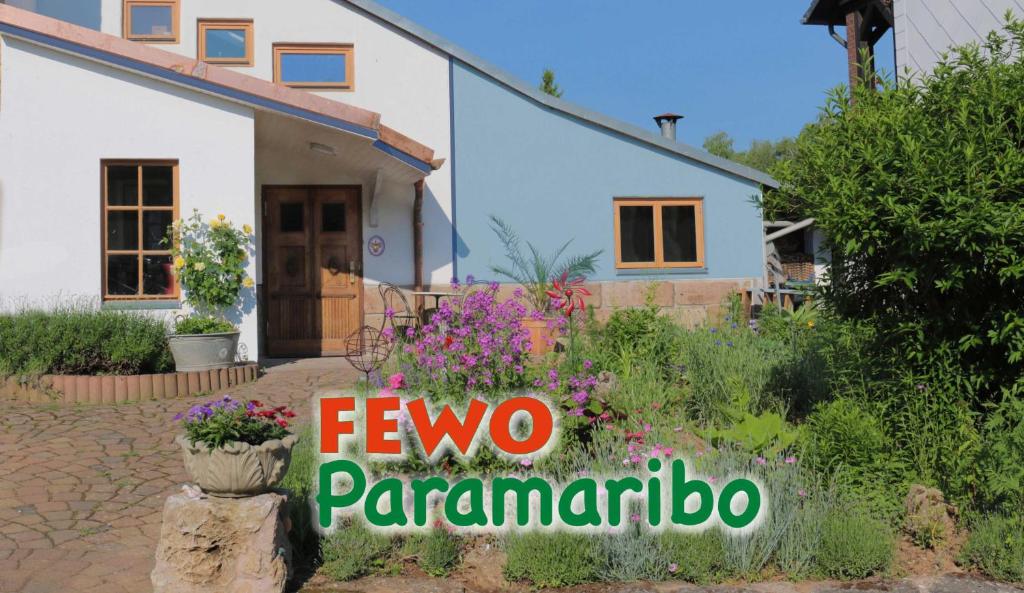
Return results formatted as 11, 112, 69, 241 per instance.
339, 0, 780, 189
0, 4, 437, 174
802, 0, 893, 27
802, 0, 847, 26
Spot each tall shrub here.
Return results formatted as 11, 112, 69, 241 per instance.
774, 18, 1024, 403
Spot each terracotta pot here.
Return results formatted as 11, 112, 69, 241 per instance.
521, 316, 558, 355
177, 434, 298, 498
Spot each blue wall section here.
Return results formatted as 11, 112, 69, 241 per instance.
451, 61, 764, 283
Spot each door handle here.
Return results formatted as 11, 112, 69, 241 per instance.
349, 260, 359, 285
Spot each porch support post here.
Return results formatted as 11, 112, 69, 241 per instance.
413, 180, 425, 316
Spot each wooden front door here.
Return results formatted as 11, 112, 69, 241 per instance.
264, 186, 362, 357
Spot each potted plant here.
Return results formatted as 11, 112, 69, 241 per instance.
488, 215, 601, 355
174, 395, 298, 497
166, 210, 255, 371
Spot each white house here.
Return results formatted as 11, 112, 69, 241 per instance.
0, 0, 776, 359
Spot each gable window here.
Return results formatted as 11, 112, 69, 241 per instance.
198, 19, 253, 66
613, 198, 705, 269
102, 161, 179, 300
123, 0, 179, 43
273, 43, 354, 90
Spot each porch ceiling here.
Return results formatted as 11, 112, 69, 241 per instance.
256, 112, 427, 185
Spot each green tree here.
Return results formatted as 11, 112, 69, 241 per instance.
773, 16, 1024, 403
702, 132, 797, 175
702, 131, 736, 160
539, 68, 563, 98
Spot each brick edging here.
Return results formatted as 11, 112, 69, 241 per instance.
0, 363, 260, 405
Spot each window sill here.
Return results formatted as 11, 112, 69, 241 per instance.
101, 300, 181, 311
615, 267, 708, 277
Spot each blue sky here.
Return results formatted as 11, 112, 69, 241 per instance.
373, 0, 895, 151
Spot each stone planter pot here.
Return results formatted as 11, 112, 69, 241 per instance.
521, 317, 558, 356
167, 331, 240, 372
177, 434, 298, 498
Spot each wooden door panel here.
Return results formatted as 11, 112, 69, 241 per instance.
314, 188, 362, 355
264, 186, 361, 357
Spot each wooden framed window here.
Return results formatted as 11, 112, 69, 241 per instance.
198, 19, 254, 66
123, 0, 179, 43
613, 198, 705, 269
102, 161, 179, 300
273, 43, 354, 90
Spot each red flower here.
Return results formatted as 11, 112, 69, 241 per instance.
546, 272, 591, 317
249, 400, 264, 408
444, 335, 454, 348
276, 418, 288, 428
284, 410, 296, 418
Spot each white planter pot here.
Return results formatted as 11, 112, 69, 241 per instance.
177, 434, 298, 498
167, 331, 240, 372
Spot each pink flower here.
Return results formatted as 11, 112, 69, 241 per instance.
387, 373, 406, 391
643, 423, 652, 432
668, 563, 678, 573
520, 458, 533, 468
630, 513, 641, 523
755, 456, 767, 465
798, 489, 807, 497
785, 456, 797, 464
708, 476, 717, 484
662, 447, 674, 457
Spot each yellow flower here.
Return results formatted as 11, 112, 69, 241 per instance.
209, 219, 221, 229
807, 320, 815, 329
193, 262, 206, 272
217, 213, 226, 221
173, 256, 185, 270
242, 224, 253, 235
242, 277, 255, 288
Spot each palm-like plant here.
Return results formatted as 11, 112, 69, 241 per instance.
488, 215, 603, 312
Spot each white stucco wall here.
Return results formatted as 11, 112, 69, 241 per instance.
92, 0, 455, 286
0, 36, 260, 354
894, 0, 1023, 75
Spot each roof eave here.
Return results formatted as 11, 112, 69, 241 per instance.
339, 0, 778, 189
0, 4, 436, 174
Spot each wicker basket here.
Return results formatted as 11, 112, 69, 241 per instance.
780, 253, 815, 282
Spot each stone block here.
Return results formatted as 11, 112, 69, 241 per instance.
674, 280, 744, 306
601, 281, 674, 309
151, 492, 291, 593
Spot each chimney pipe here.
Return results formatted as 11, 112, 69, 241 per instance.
653, 113, 683, 141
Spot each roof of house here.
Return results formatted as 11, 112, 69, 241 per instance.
0, 4, 438, 174
802, 0, 848, 26
339, 0, 780, 189
802, 0, 894, 28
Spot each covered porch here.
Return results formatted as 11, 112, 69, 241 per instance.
253, 110, 439, 358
